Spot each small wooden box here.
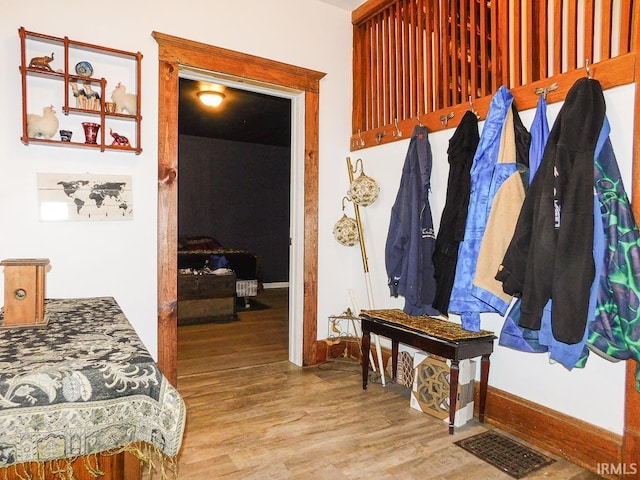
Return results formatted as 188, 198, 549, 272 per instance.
1, 258, 50, 328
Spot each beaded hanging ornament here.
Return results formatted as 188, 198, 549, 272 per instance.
348, 158, 380, 207
333, 196, 359, 247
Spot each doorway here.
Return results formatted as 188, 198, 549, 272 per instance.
177, 73, 293, 371
153, 31, 326, 385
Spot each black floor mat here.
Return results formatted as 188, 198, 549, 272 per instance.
454, 430, 556, 479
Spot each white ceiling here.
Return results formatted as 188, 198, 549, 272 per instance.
316, 0, 367, 11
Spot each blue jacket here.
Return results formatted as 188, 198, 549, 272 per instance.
499, 95, 551, 353
385, 125, 439, 316
448, 87, 520, 331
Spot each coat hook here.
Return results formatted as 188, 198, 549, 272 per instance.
355, 129, 365, 148
374, 130, 386, 144
585, 59, 592, 79
440, 112, 455, 127
534, 82, 558, 100
392, 118, 402, 138
416, 111, 424, 127
469, 96, 479, 119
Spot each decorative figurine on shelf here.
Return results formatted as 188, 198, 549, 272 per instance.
70, 82, 87, 109
27, 105, 59, 139
111, 82, 137, 115
70, 82, 100, 111
28, 52, 55, 71
59, 129, 72, 142
109, 128, 130, 147
84, 85, 101, 111
81, 122, 100, 144
74, 61, 93, 78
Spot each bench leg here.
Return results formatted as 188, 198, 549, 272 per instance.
362, 330, 371, 390
449, 360, 460, 434
391, 340, 399, 380
479, 354, 491, 423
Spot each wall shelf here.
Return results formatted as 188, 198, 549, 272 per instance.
19, 27, 143, 154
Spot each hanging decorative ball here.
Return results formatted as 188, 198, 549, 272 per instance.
333, 214, 359, 246
349, 170, 380, 206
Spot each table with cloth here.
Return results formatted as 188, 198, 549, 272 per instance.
0, 297, 186, 479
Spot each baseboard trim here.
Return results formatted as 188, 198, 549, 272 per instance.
476, 384, 623, 478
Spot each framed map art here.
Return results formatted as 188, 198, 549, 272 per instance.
37, 172, 133, 222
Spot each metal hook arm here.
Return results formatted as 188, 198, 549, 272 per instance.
469, 96, 479, 118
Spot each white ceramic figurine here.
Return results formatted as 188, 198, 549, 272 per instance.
27, 105, 59, 139
111, 82, 137, 114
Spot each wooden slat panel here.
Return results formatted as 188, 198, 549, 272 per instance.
441, 0, 451, 107
469, 0, 478, 98
383, 8, 391, 126
390, 2, 399, 125
376, 13, 384, 127
398, 0, 407, 119
584, 0, 594, 64
600, 0, 613, 60
479, 0, 489, 96
533, 0, 548, 81
403, 0, 412, 116
409, 0, 417, 118
352, 25, 366, 135
525, 0, 534, 83
619, 0, 633, 54
432, 0, 443, 110
364, 20, 371, 130
491, 0, 503, 90
567, 1, 577, 70
370, 18, 378, 128
351, 0, 637, 142
423, 0, 434, 112
513, 0, 523, 85
416, 0, 424, 118
450, 0, 460, 104
553, 0, 563, 76
350, 52, 636, 149
460, 0, 470, 100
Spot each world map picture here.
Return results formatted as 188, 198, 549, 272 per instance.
37, 173, 133, 221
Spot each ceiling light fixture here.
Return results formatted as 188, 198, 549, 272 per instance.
197, 91, 225, 107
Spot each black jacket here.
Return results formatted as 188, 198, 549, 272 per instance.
496, 78, 606, 344
432, 110, 479, 314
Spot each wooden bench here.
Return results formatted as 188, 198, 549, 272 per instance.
360, 309, 496, 434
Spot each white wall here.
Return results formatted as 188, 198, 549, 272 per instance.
0, 0, 629, 437
0, 0, 356, 359
349, 84, 634, 435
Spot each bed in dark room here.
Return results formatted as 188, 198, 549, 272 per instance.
177, 235, 261, 324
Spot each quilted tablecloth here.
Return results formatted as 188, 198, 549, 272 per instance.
0, 297, 186, 469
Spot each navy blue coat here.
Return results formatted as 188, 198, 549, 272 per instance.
385, 125, 439, 316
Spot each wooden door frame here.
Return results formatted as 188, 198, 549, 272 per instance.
153, 31, 326, 385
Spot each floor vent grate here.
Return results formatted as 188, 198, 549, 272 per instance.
454, 430, 556, 478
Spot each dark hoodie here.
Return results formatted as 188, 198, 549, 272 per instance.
496, 78, 606, 344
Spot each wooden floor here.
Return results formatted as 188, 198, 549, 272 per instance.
174, 288, 602, 479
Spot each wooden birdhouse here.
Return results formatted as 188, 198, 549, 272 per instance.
1, 258, 50, 328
